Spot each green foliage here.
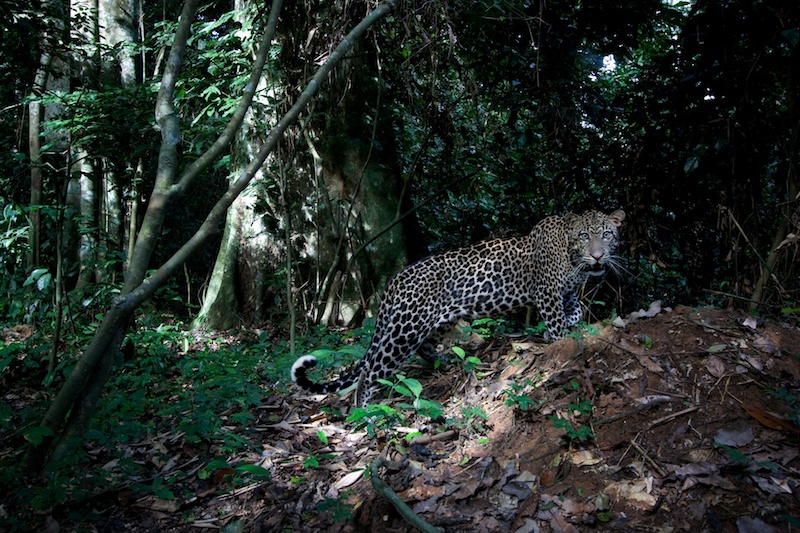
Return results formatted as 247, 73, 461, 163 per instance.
378, 374, 445, 421
566, 322, 602, 341
637, 335, 654, 350
548, 380, 595, 444
458, 405, 489, 435
469, 317, 511, 337
0, 316, 290, 528
450, 345, 482, 373
503, 378, 542, 412
0, 204, 55, 323
346, 404, 406, 437
317, 493, 355, 522
548, 415, 595, 444
345, 374, 445, 437
303, 432, 337, 470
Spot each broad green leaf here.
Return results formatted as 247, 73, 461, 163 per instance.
235, 464, 272, 479
394, 385, 413, 398
23, 425, 54, 446
398, 376, 423, 398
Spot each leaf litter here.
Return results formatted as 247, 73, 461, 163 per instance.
27, 306, 800, 531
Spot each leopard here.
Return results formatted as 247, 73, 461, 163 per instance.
292, 209, 625, 406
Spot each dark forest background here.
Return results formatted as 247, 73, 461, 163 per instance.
1, 0, 799, 528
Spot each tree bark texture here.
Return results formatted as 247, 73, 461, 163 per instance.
200, 1, 410, 328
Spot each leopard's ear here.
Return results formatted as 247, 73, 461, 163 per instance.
608, 210, 626, 227
564, 212, 581, 227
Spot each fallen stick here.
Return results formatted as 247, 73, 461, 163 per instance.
408, 430, 458, 446
630, 439, 668, 478
371, 457, 442, 533
647, 406, 699, 430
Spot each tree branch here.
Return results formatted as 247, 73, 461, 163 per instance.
117, 0, 398, 312
370, 457, 442, 533
169, 0, 284, 197
125, 0, 199, 291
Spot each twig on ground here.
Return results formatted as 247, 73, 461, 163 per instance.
594, 397, 676, 427
370, 456, 442, 533
630, 438, 667, 478
647, 406, 699, 430
408, 430, 458, 446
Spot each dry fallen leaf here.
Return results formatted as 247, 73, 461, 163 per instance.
569, 450, 603, 467
742, 404, 800, 434
635, 353, 663, 373
741, 316, 759, 330
396, 483, 446, 502
133, 495, 180, 513
706, 355, 726, 378
334, 469, 365, 490
714, 422, 754, 447
604, 479, 658, 510
752, 335, 778, 355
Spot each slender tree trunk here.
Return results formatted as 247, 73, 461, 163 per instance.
27, 5, 59, 270
27, 57, 49, 270
74, 152, 98, 288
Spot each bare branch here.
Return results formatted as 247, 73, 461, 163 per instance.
170, 0, 284, 197
118, 0, 398, 312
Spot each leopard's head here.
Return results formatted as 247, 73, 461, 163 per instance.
565, 210, 625, 276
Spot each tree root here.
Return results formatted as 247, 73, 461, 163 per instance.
370, 456, 442, 533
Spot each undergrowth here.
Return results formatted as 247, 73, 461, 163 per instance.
0, 307, 374, 531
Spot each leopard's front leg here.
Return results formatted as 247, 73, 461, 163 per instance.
534, 285, 569, 341
563, 291, 583, 328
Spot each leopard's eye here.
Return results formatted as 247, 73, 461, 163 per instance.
578, 231, 589, 241
602, 230, 614, 239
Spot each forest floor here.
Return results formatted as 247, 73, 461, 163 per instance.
28, 305, 800, 532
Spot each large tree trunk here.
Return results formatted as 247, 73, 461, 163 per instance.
194, 0, 286, 330
315, 131, 409, 325
199, 3, 412, 330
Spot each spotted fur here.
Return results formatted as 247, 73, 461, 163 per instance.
292, 209, 625, 406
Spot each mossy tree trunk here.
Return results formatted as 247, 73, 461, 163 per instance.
198, 3, 412, 330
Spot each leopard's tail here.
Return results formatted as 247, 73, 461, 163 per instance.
290, 355, 366, 396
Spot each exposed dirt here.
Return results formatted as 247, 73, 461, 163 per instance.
61, 306, 800, 531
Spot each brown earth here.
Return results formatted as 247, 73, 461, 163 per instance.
80, 306, 800, 531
